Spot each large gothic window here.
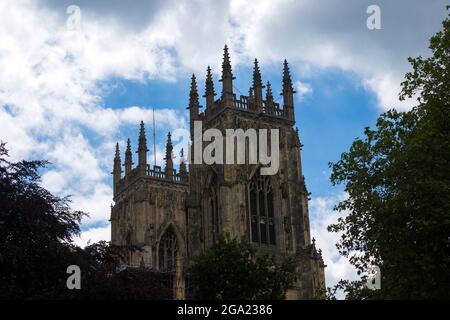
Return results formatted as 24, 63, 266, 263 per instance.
248, 173, 276, 245
159, 227, 178, 272
208, 181, 219, 242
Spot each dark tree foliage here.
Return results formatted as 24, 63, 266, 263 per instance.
38, 241, 171, 300
0, 143, 170, 299
81, 242, 171, 300
0, 142, 85, 299
189, 235, 296, 300
327, 8, 450, 299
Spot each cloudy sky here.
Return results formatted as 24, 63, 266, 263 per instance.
0, 0, 447, 294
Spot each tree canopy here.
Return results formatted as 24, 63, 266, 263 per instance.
327, 8, 450, 299
189, 235, 296, 300
0, 141, 85, 298
0, 142, 169, 299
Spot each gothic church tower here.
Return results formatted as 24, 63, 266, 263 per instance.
111, 46, 325, 299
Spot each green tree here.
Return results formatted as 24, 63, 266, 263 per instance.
39, 241, 172, 300
189, 235, 296, 300
80, 241, 171, 300
327, 8, 450, 299
0, 142, 170, 299
0, 141, 85, 299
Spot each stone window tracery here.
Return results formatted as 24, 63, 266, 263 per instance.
248, 172, 276, 245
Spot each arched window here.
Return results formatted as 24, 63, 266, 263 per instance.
205, 174, 219, 243
248, 173, 276, 245
208, 183, 219, 242
159, 227, 178, 272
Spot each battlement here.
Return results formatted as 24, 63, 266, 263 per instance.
232, 94, 284, 117
113, 127, 188, 196
187, 45, 296, 126
114, 163, 188, 198
146, 165, 186, 183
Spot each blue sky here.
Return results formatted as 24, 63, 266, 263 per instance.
102, 64, 380, 200
0, 0, 447, 292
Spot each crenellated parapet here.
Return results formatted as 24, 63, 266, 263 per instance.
231, 93, 284, 117
112, 123, 189, 198
146, 165, 187, 183
188, 45, 297, 126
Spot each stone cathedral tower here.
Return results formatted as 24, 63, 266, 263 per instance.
111, 46, 325, 299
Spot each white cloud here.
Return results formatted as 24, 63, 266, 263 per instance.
0, 0, 182, 153
227, 0, 445, 110
295, 80, 313, 101
0, 1, 188, 237
364, 74, 413, 111
118, 107, 185, 129
0, 0, 445, 252
71, 183, 114, 223
309, 193, 359, 298
74, 224, 111, 248
41, 170, 67, 194
36, 0, 443, 114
